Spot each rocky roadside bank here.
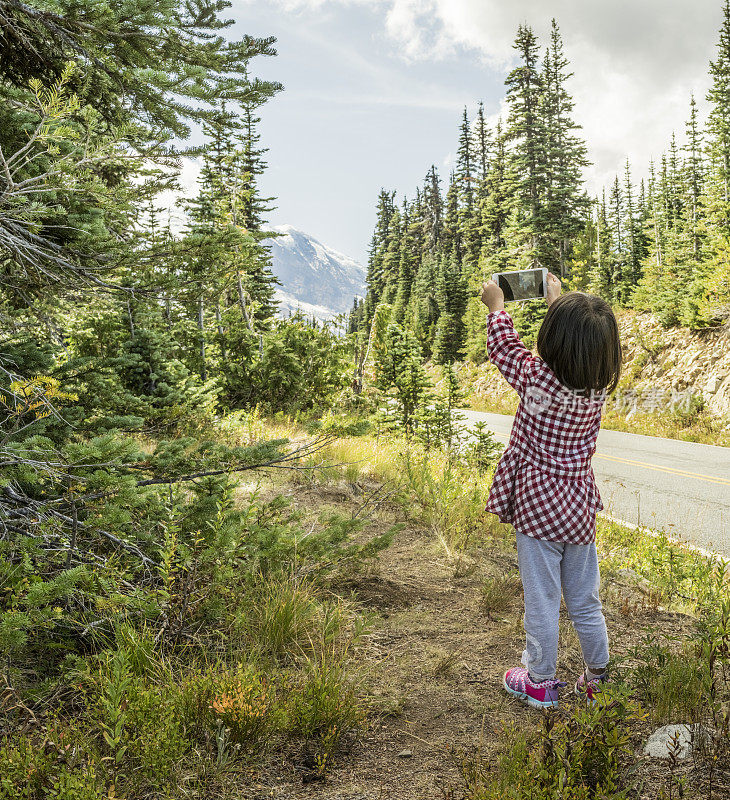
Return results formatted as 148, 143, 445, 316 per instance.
453, 311, 730, 421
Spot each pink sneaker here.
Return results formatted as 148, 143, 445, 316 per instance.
574, 669, 608, 703
503, 667, 565, 709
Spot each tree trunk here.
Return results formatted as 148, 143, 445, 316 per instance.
198, 297, 207, 382
216, 299, 226, 360
236, 272, 254, 332
126, 300, 135, 339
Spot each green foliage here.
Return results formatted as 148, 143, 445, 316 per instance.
627, 633, 708, 724
597, 517, 729, 612
234, 576, 349, 663
220, 316, 352, 413
460, 686, 642, 799
374, 321, 434, 435
480, 572, 520, 617
0, 736, 103, 799
469, 421, 504, 474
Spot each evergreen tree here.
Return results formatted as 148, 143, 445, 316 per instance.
422, 166, 444, 256
479, 119, 516, 273
473, 101, 491, 181
505, 24, 548, 267
364, 190, 396, 320
411, 254, 440, 356
456, 108, 481, 267
432, 252, 467, 363
622, 160, 645, 292
374, 322, 432, 435
393, 201, 417, 319
442, 173, 462, 260
607, 175, 629, 302
707, 0, 730, 229
589, 191, 613, 298
541, 19, 591, 275
685, 94, 705, 259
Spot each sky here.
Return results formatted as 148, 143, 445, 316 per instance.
168, 0, 727, 267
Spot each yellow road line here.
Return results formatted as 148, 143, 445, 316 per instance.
486, 429, 730, 487
594, 452, 730, 487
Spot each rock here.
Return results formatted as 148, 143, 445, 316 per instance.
709, 373, 730, 417
644, 724, 703, 759
616, 568, 639, 580
397, 749, 413, 759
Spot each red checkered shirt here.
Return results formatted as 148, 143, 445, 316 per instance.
484, 310, 604, 545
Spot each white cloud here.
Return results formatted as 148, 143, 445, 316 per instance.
379, 0, 722, 194
264, 0, 723, 194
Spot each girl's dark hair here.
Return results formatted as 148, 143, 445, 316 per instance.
537, 292, 622, 394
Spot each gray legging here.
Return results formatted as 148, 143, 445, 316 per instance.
516, 530, 609, 681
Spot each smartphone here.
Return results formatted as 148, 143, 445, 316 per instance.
491, 268, 547, 302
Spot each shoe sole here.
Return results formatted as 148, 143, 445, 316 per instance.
503, 672, 559, 710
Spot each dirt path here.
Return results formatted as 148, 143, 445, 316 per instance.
256, 483, 696, 799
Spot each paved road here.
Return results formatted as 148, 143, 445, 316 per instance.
460, 409, 730, 559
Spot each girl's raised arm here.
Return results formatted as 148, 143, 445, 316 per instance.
485, 309, 537, 397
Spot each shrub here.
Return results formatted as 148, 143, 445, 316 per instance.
459, 684, 643, 799
0, 735, 103, 800
234, 575, 350, 664
480, 573, 521, 618
207, 667, 275, 748
626, 632, 707, 724
287, 646, 366, 775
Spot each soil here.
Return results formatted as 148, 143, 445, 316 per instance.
250, 479, 704, 800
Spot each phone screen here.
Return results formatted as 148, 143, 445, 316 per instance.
496, 269, 545, 302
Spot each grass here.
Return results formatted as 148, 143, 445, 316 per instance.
9, 406, 728, 799
480, 572, 521, 618
626, 633, 707, 724
295, 427, 506, 555
457, 686, 644, 799
596, 516, 729, 614
4, 598, 371, 798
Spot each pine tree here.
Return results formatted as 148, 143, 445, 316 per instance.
622, 160, 645, 292
505, 24, 548, 268
182, 110, 279, 379
479, 119, 516, 274
393, 201, 416, 319
364, 190, 396, 320
432, 252, 467, 363
589, 191, 613, 298
374, 322, 432, 435
541, 19, 591, 275
411, 254, 440, 356
707, 0, 730, 229
685, 94, 705, 259
422, 166, 444, 256
607, 175, 629, 302
456, 108, 481, 268
442, 173, 462, 260
473, 101, 491, 181
379, 206, 402, 306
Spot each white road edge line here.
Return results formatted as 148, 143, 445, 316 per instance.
598, 512, 724, 563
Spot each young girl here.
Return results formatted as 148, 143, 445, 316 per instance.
480, 273, 622, 709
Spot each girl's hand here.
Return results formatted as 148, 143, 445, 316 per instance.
546, 272, 562, 307
481, 280, 505, 313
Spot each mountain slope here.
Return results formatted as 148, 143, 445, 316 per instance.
265, 225, 366, 321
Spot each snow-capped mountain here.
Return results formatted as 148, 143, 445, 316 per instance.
264, 225, 366, 322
